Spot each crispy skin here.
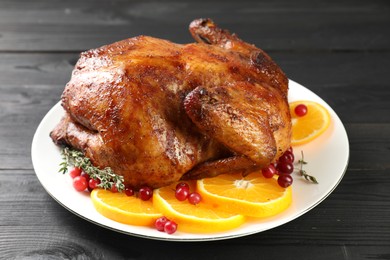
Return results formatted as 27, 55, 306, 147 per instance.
50, 18, 291, 188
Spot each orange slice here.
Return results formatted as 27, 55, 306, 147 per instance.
197, 171, 292, 218
289, 100, 331, 146
91, 189, 162, 226
153, 181, 245, 233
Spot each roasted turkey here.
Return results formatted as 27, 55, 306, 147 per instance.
50, 18, 291, 189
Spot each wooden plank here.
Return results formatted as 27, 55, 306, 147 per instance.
273, 52, 390, 124
0, 84, 63, 170
345, 123, 390, 170
1, 231, 389, 260
0, 53, 76, 86
0, 0, 389, 51
1, 225, 389, 260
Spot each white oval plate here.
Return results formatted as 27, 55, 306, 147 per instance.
32, 80, 349, 241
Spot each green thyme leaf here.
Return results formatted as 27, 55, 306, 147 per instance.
297, 150, 319, 184
59, 147, 125, 192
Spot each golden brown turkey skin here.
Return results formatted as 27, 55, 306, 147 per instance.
50, 18, 291, 189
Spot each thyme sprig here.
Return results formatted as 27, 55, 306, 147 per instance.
297, 150, 319, 184
59, 147, 125, 192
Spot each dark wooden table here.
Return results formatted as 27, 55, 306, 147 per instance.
1, 0, 389, 259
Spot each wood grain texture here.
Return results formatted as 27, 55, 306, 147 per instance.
0, 0, 389, 52
1, 0, 390, 259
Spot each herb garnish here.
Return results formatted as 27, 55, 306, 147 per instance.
59, 147, 125, 192
297, 150, 318, 184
